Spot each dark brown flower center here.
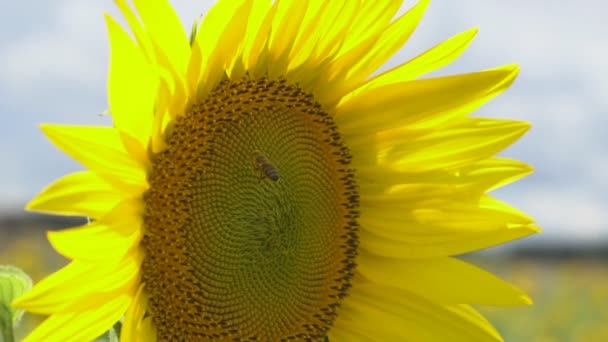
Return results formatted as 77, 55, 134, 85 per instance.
142, 77, 358, 341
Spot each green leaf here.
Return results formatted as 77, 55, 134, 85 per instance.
0, 265, 32, 342
0, 266, 32, 326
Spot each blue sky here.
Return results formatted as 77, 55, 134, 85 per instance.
1, 1, 606, 244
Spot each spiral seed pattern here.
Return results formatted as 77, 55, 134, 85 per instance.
143, 77, 359, 341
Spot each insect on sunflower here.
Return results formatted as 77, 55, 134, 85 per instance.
13, 0, 540, 341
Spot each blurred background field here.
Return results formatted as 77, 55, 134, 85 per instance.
2, 213, 608, 341
474, 256, 608, 341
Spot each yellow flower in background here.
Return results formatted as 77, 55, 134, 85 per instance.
13, 0, 540, 340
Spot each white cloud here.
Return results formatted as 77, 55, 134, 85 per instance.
1, 35, 102, 92
0, 1, 107, 95
515, 187, 608, 241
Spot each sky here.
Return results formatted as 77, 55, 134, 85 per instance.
0, 1, 606, 244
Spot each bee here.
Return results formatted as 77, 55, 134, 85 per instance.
253, 150, 279, 181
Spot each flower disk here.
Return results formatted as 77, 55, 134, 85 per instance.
143, 77, 358, 340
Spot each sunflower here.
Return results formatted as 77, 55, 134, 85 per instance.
13, 0, 539, 341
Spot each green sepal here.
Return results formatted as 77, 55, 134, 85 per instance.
1, 302, 15, 342
189, 14, 204, 47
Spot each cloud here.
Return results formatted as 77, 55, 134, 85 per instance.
514, 187, 608, 241
0, 1, 111, 132
0, 1, 107, 96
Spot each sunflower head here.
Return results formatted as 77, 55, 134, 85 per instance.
13, 0, 539, 341
142, 76, 359, 339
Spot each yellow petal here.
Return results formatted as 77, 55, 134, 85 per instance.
308, 0, 360, 61
336, 65, 520, 136
47, 200, 143, 262
286, 0, 333, 68
132, 0, 190, 75
266, 0, 310, 78
327, 324, 369, 341
333, 282, 502, 341
122, 284, 148, 342
317, 0, 430, 106
286, 1, 363, 93
40, 124, 147, 192
340, 0, 402, 52
358, 253, 531, 305
13, 253, 141, 314
240, 0, 272, 71
21, 293, 131, 342
385, 119, 530, 172
359, 221, 540, 259
361, 191, 533, 227
363, 27, 479, 89
139, 317, 157, 341
12, 262, 87, 310
155, 46, 189, 116
332, 294, 410, 340
113, 0, 156, 64
220, 0, 256, 80
247, 0, 279, 77
186, 33, 204, 98
344, 0, 429, 80
105, 14, 156, 148
119, 130, 150, 169
465, 157, 534, 191
195, 0, 254, 98
308, 32, 378, 103
150, 70, 175, 152
356, 157, 533, 194
26, 171, 124, 219
359, 192, 540, 258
